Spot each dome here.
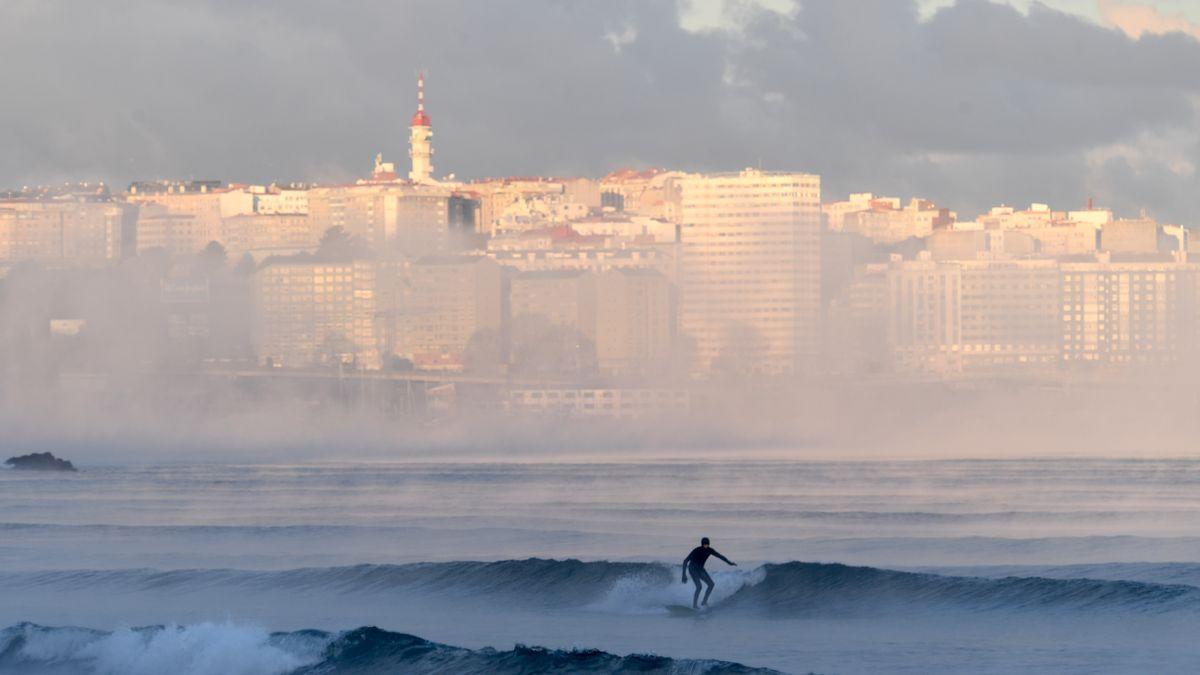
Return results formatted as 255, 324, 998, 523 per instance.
411, 110, 431, 127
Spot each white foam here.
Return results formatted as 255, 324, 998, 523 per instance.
15, 622, 316, 675
586, 567, 765, 615
13, 625, 100, 662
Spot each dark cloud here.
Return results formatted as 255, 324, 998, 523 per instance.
2, 0, 1198, 221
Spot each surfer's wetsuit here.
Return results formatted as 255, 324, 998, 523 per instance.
682, 545, 734, 608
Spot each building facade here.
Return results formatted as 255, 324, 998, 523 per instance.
254, 260, 380, 369
307, 183, 450, 256
389, 256, 503, 370
678, 169, 822, 375
593, 268, 675, 376
1060, 260, 1199, 365
0, 198, 127, 265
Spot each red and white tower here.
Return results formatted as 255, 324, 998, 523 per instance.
409, 73, 434, 183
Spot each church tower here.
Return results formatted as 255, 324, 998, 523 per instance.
409, 73, 434, 183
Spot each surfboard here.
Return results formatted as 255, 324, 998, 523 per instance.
664, 604, 712, 617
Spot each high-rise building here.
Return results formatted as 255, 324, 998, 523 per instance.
509, 269, 595, 334
389, 256, 503, 370
885, 257, 1066, 374
254, 260, 380, 369
307, 182, 450, 255
678, 169, 821, 375
885, 255, 962, 373
959, 260, 1062, 371
1060, 260, 1199, 365
872, 254, 1200, 374
507, 268, 676, 377
593, 268, 674, 376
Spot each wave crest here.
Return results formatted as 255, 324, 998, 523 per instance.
3, 558, 1198, 617
0, 623, 778, 675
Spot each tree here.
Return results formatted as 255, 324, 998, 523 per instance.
388, 355, 415, 372
317, 226, 369, 261
319, 331, 355, 367
198, 241, 228, 270
234, 253, 257, 277
509, 314, 596, 379
711, 321, 769, 380
462, 328, 503, 374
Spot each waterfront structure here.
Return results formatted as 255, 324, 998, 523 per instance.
506, 387, 690, 418
678, 169, 822, 375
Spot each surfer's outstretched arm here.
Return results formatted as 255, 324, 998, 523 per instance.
681, 553, 691, 582
712, 550, 737, 566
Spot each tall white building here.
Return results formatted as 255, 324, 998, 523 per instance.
678, 169, 821, 375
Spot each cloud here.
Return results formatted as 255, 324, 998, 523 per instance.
1, 0, 1199, 222
1099, 0, 1200, 40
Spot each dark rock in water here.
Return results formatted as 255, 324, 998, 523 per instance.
4, 452, 77, 472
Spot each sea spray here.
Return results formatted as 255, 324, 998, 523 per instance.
1, 621, 318, 675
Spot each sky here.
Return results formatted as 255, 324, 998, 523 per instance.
2, 0, 1200, 222
918, 0, 1200, 24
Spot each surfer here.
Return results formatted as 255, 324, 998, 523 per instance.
681, 537, 737, 609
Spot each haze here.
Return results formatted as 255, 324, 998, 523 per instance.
5, 4, 1200, 675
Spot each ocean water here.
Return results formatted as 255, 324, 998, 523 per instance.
1, 459, 1199, 673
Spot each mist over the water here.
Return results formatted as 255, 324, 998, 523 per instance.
3, 460, 1200, 673
5, 1, 1200, 673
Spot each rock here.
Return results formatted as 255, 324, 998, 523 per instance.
4, 452, 77, 472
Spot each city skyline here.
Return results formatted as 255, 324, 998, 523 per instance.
4, 0, 1200, 225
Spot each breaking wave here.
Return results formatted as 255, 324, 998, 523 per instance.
3, 558, 1198, 617
0, 623, 779, 675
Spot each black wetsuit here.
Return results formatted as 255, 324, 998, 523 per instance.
682, 546, 732, 608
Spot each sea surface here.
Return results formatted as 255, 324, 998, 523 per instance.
2, 459, 1199, 673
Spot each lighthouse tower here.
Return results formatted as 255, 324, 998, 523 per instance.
409, 73, 434, 183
